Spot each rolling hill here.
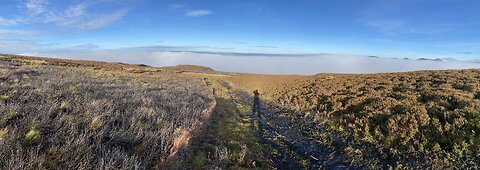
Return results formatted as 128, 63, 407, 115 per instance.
1, 54, 479, 169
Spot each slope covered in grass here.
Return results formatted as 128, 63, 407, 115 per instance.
1, 54, 479, 169
0, 55, 214, 169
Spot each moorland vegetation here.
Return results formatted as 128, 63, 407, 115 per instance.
0, 55, 214, 169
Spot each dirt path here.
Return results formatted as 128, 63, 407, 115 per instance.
242, 113, 304, 169
199, 78, 347, 169
243, 111, 348, 169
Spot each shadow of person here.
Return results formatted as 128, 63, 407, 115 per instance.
252, 90, 260, 114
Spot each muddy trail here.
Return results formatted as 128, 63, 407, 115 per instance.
242, 111, 347, 170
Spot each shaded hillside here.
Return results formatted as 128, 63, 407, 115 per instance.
0, 55, 214, 169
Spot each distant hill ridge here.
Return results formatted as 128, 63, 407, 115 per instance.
0, 54, 215, 73
160, 65, 215, 72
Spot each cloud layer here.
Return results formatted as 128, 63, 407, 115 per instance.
26, 49, 480, 75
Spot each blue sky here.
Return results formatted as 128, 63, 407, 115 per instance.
1, 0, 480, 73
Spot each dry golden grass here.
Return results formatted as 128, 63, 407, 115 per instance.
0, 54, 214, 169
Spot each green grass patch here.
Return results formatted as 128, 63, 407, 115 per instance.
186, 97, 273, 169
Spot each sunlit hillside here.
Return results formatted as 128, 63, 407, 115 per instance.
0, 55, 214, 169
2, 55, 478, 169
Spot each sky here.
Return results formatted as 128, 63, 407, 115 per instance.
0, 0, 480, 74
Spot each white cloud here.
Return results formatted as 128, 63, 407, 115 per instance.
56, 2, 127, 30
78, 10, 127, 30
45, 2, 90, 26
0, 16, 19, 26
45, 2, 127, 30
65, 2, 88, 17
3, 0, 129, 30
0, 1, 127, 30
25, 0, 48, 14
185, 10, 212, 17
0, 29, 35, 36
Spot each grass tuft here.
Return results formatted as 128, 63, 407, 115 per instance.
23, 126, 41, 147
0, 128, 8, 139
0, 95, 9, 101
60, 101, 69, 112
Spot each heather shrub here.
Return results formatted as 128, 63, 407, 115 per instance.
244, 69, 480, 168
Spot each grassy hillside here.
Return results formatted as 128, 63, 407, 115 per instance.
0, 55, 214, 169
1, 54, 479, 169
223, 70, 480, 168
